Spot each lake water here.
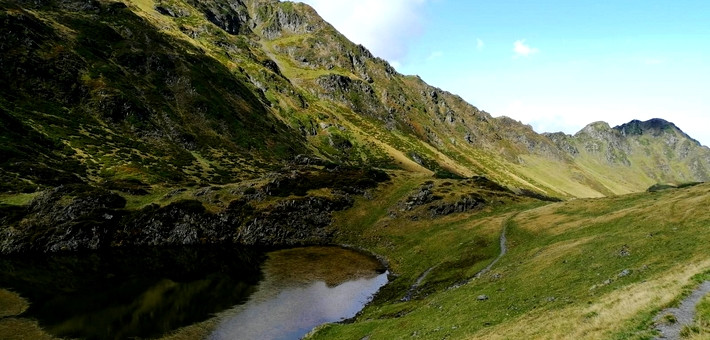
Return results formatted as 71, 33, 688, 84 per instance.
0, 246, 387, 339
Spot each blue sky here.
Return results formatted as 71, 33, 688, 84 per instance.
296, 0, 710, 146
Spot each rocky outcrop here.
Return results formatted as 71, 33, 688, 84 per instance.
186, 0, 251, 35
0, 181, 359, 254
237, 196, 352, 245
0, 166, 390, 254
401, 182, 441, 211
0, 185, 126, 253
544, 132, 579, 156
428, 193, 486, 217
315, 74, 381, 117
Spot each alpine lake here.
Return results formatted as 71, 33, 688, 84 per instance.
0, 245, 388, 339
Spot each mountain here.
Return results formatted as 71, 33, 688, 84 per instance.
1, 0, 708, 201
2, 1, 710, 339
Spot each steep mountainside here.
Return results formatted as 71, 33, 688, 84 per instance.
546, 119, 710, 195
1, 0, 708, 201
2, 1, 710, 339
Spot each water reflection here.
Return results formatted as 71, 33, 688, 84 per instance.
210, 247, 388, 340
0, 246, 388, 340
0, 246, 265, 340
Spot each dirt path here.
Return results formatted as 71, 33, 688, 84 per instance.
406, 215, 513, 298
654, 281, 710, 340
401, 266, 436, 302
472, 216, 509, 280
448, 215, 512, 289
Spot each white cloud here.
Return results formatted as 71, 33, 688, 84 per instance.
294, 0, 428, 62
513, 39, 539, 57
476, 38, 484, 50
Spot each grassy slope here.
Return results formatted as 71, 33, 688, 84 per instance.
3, 0, 707, 200
306, 181, 710, 339
1, 173, 709, 340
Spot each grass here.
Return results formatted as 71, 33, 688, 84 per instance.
3, 0, 710, 339
307, 181, 710, 339
682, 289, 710, 339
1, 172, 709, 340
0, 289, 56, 340
0, 192, 39, 206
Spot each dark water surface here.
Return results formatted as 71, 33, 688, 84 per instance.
0, 246, 387, 339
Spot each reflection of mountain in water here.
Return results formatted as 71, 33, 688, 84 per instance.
210, 247, 388, 340
0, 246, 266, 340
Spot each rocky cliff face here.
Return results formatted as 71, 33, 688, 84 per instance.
0, 167, 387, 254
544, 119, 710, 186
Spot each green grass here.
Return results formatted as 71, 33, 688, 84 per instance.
682, 291, 710, 339
0, 192, 39, 206
308, 182, 710, 339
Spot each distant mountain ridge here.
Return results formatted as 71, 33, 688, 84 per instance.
0, 0, 708, 199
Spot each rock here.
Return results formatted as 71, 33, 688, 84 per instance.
464, 133, 475, 144
236, 196, 353, 246
315, 74, 380, 117
164, 188, 187, 199
428, 193, 485, 217
292, 154, 325, 165
261, 59, 283, 76
401, 183, 440, 211
154, 4, 190, 17
618, 269, 631, 277
188, 0, 252, 35
603, 279, 612, 285
0, 185, 127, 253
477, 295, 489, 301
410, 152, 424, 165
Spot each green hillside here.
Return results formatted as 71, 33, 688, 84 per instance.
1, 0, 710, 339
2, 0, 709, 199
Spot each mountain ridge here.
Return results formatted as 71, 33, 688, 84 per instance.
0, 0, 708, 199
2, 1, 710, 339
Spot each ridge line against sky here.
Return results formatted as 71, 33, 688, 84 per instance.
289, 0, 710, 147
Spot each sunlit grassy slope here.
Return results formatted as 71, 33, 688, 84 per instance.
2, 1, 710, 337
4, 0, 710, 199
307, 180, 710, 339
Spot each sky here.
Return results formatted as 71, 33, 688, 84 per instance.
294, 0, 710, 146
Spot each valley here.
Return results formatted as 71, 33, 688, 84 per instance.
1, 0, 709, 339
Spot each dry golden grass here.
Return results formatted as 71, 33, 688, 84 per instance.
472, 259, 710, 340
0, 289, 28, 318
0, 319, 56, 340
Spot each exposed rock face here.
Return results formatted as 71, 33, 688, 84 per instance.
256, 1, 318, 39
186, 0, 251, 35
0, 167, 390, 254
237, 196, 352, 245
402, 183, 441, 211
0, 185, 126, 253
428, 193, 486, 217
543, 119, 710, 183
0, 184, 355, 254
315, 74, 381, 117
544, 132, 579, 156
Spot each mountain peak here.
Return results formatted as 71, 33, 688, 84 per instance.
574, 121, 612, 139
583, 121, 612, 130
614, 118, 699, 145
614, 118, 676, 136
